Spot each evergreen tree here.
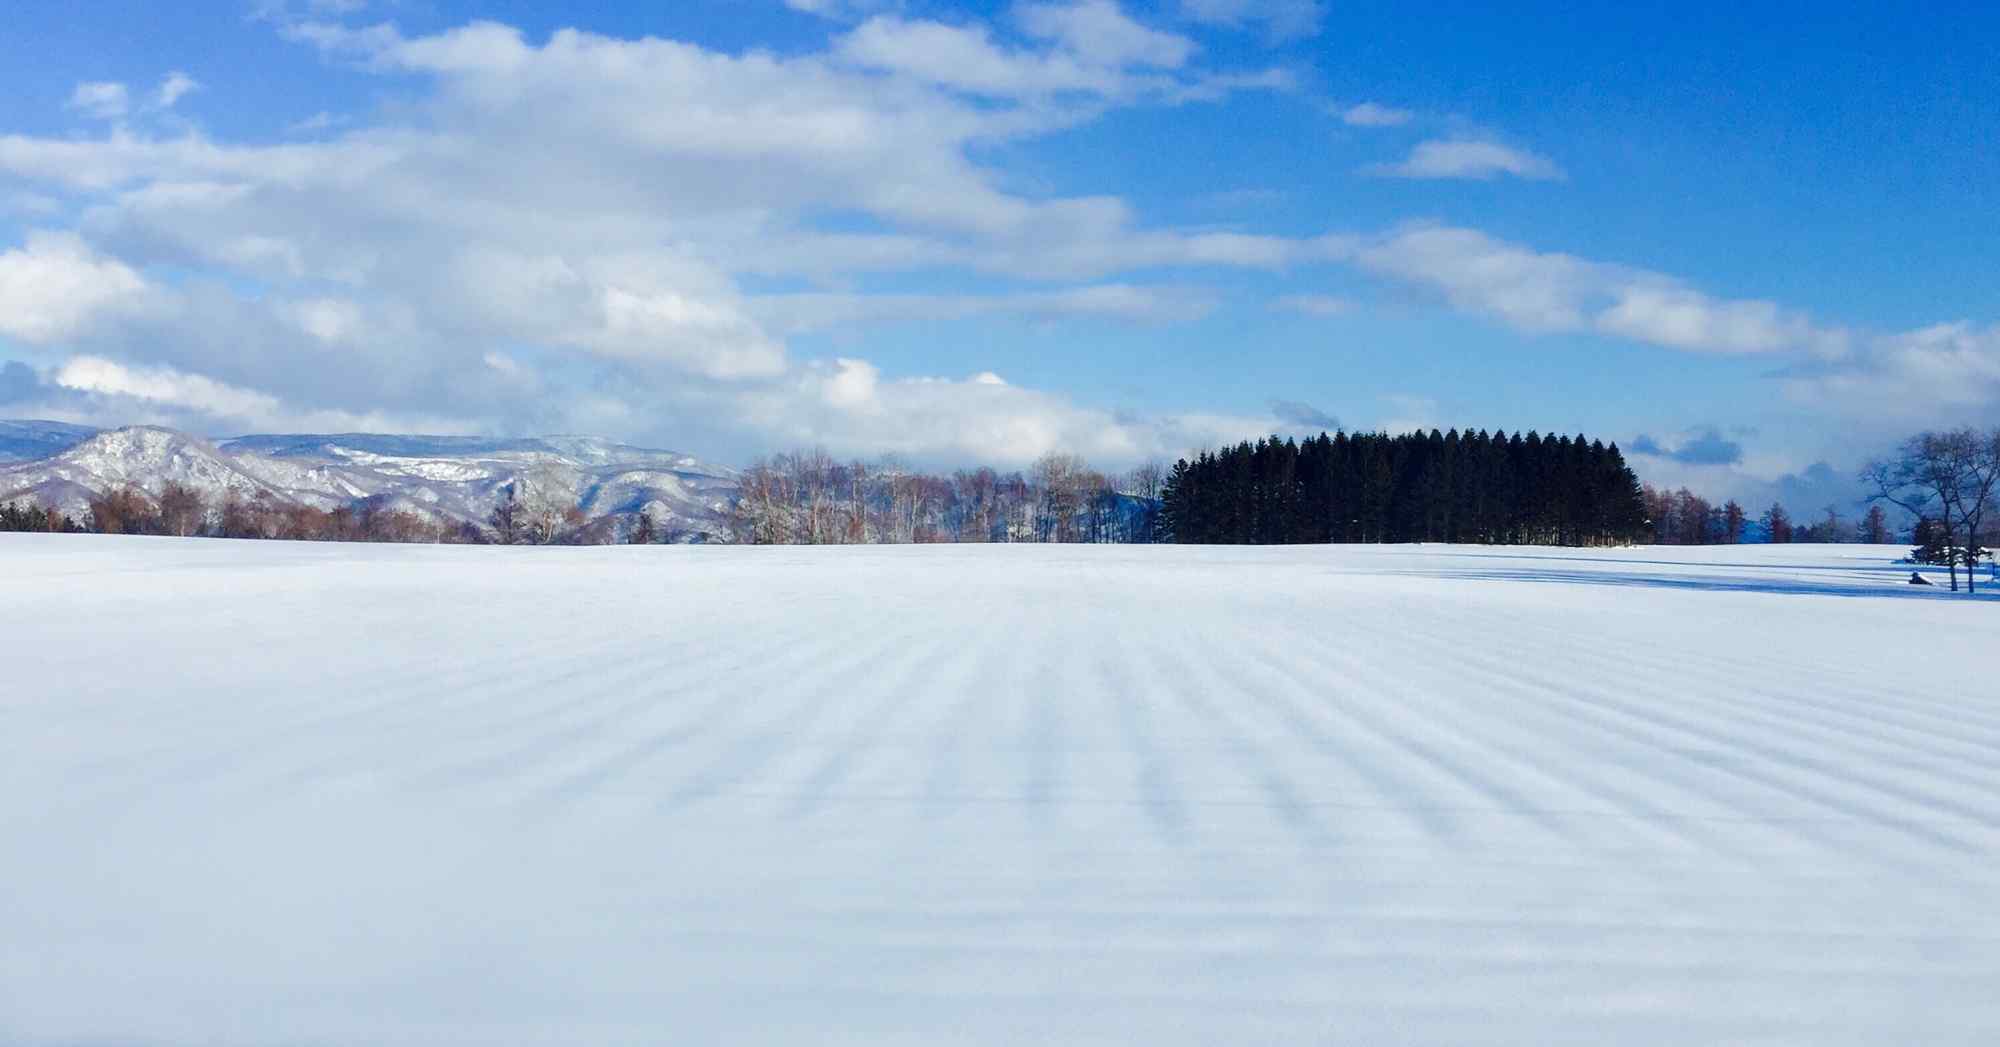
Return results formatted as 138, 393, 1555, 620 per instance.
1912, 518, 1950, 565
1155, 426, 1651, 547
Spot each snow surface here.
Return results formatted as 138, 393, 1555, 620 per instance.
2, 537, 1995, 1045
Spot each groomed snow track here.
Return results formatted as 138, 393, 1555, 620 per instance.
2, 536, 1995, 1044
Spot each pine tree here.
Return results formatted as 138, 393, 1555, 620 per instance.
489, 485, 525, 545
1912, 518, 1950, 565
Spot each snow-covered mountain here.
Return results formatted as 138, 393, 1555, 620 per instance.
0, 422, 738, 541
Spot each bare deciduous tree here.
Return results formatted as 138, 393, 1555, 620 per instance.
1866, 427, 2000, 593
88, 487, 154, 535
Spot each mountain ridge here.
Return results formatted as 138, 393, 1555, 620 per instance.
0, 421, 736, 542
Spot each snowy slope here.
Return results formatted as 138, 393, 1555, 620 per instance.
0, 539, 1995, 1045
0, 423, 737, 539
0, 426, 293, 510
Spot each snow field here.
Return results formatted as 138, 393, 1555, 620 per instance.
1, 536, 1996, 1044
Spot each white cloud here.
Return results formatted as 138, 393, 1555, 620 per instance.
820, 356, 881, 410
154, 71, 200, 110
1340, 102, 1412, 127
0, 13, 1327, 466
594, 285, 788, 379
1368, 139, 1564, 181
783, 0, 899, 19
1779, 322, 2000, 425
1017, 1, 1197, 69
834, 15, 1153, 98
54, 355, 280, 419
287, 297, 363, 344
51, 354, 468, 434
0, 232, 150, 343
1177, 0, 1323, 41
67, 82, 129, 120
1598, 285, 1820, 355
753, 283, 1217, 335
16, 12, 1984, 467
742, 358, 1280, 465
1350, 225, 1837, 355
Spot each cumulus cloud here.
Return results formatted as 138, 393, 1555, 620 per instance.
0, 11, 1332, 467
9, 10, 1991, 469
739, 358, 1280, 465
1368, 139, 1564, 181
0, 232, 150, 343
1778, 322, 2000, 427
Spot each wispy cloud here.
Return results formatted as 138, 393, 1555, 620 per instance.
1349, 225, 1831, 355
1339, 101, 1413, 127
1630, 426, 1745, 466
1271, 398, 1340, 430
285, 110, 348, 135
1272, 293, 1353, 317
1178, 0, 1324, 41
66, 81, 129, 120
153, 71, 199, 110
1367, 139, 1564, 181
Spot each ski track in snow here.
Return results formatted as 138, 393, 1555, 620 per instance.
1, 536, 1996, 1045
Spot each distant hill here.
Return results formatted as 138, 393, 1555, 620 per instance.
0, 420, 100, 463
0, 422, 737, 542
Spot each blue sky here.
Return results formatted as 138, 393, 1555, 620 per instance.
2, 0, 1996, 507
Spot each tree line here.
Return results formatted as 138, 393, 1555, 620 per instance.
730, 449, 1161, 544
1640, 486, 1891, 546
9, 424, 1995, 567
1158, 429, 1649, 546
1, 483, 579, 545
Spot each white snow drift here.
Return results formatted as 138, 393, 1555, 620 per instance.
0, 538, 1995, 1045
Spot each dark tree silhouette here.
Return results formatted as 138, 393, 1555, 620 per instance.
1158, 429, 1648, 546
